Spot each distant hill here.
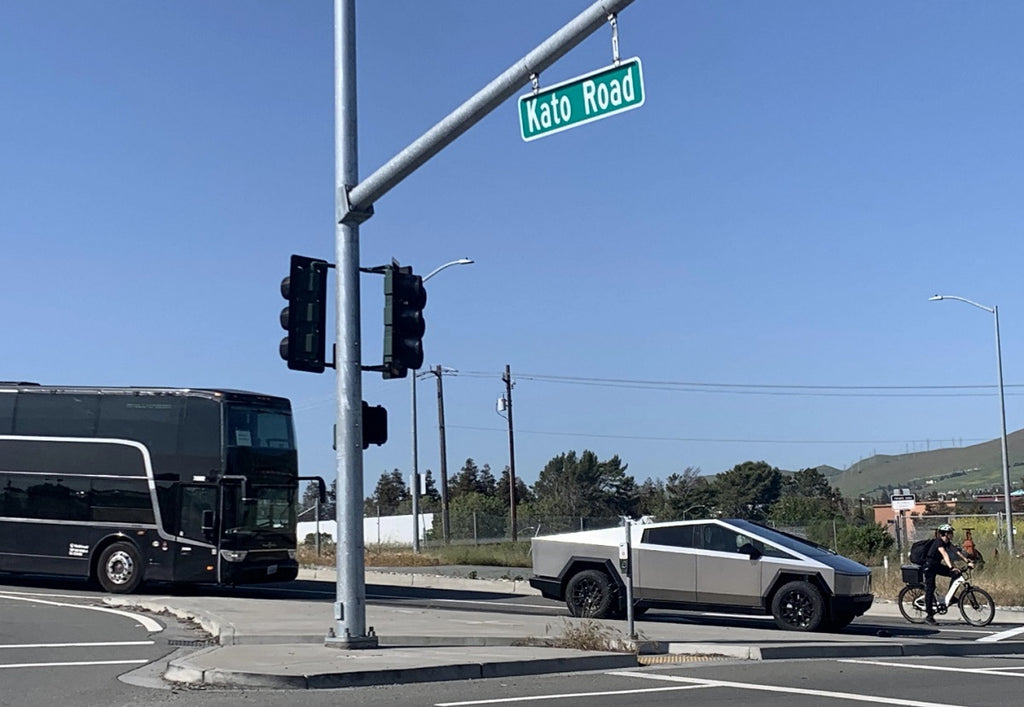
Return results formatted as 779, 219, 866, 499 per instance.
825, 428, 1024, 500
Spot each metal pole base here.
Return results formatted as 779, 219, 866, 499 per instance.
324, 626, 379, 649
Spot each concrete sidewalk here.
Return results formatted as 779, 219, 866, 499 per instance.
105, 568, 1024, 690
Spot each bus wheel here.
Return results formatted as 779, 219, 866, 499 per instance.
97, 542, 143, 594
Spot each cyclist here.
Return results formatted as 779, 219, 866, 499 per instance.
922, 523, 974, 624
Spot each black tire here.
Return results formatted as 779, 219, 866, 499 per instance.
96, 541, 144, 594
898, 583, 927, 624
565, 569, 615, 619
959, 587, 995, 627
771, 580, 825, 632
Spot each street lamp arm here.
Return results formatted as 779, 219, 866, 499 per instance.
424, 258, 474, 282
929, 292, 1013, 554
929, 294, 995, 314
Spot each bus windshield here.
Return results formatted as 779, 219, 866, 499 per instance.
226, 405, 295, 450
223, 484, 296, 535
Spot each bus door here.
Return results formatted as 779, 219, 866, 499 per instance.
175, 484, 219, 583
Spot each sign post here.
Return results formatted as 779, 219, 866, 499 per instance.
890, 489, 915, 558
519, 58, 645, 141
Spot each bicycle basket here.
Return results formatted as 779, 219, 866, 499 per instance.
901, 564, 923, 584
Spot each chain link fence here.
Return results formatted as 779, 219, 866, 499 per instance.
422, 512, 623, 547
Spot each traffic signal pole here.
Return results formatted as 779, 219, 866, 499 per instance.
328, 0, 636, 648
328, 0, 376, 649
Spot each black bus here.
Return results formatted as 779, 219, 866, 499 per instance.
0, 384, 301, 592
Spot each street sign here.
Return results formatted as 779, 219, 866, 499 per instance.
518, 57, 645, 142
890, 493, 916, 511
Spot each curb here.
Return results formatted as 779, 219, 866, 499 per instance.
164, 650, 639, 689
104, 597, 238, 645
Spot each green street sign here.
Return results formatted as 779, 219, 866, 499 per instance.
518, 57, 645, 142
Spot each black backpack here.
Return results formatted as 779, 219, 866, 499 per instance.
909, 538, 933, 565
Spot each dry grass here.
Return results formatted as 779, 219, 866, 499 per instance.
536, 619, 637, 652
297, 540, 531, 569
298, 543, 443, 568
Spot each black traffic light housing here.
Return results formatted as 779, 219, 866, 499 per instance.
362, 401, 387, 449
382, 263, 426, 379
280, 254, 329, 373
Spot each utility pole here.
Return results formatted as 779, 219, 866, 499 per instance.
434, 365, 451, 543
503, 364, 517, 542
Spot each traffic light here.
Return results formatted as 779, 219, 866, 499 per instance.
382, 263, 426, 379
279, 254, 329, 373
362, 401, 387, 449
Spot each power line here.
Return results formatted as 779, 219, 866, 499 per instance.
455, 371, 1023, 398
448, 424, 987, 447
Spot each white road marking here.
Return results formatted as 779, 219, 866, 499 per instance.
841, 658, 1024, 678
606, 670, 964, 707
435, 684, 711, 705
978, 623, 1024, 642
0, 592, 163, 633
972, 665, 1024, 674
0, 659, 149, 670
0, 641, 154, 649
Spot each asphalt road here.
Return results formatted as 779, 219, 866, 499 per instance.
0, 588, 198, 707
3, 573, 1024, 706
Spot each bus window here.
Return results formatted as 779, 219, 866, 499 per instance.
97, 396, 183, 455
180, 398, 221, 459
14, 393, 99, 437
0, 392, 14, 433
226, 406, 294, 450
90, 478, 155, 524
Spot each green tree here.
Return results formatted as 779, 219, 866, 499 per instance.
635, 477, 667, 519
781, 467, 833, 499
301, 479, 335, 521
530, 450, 637, 523
806, 522, 894, 565
498, 465, 533, 508
441, 491, 506, 541
663, 466, 717, 520
714, 460, 782, 520
769, 467, 847, 524
769, 495, 835, 524
450, 458, 496, 499
364, 469, 409, 515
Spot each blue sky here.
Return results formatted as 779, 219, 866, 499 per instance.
4, 1, 1024, 498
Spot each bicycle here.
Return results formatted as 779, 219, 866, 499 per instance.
897, 564, 995, 626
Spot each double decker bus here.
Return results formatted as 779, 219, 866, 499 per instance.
0, 383, 303, 592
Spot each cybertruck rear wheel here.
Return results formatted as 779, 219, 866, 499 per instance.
565, 569, 615, 619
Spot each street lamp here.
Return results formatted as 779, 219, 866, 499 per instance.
411, 258, 473, 552
929, 294, 1014, 554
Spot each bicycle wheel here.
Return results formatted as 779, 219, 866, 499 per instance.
898, 584, 928, 624
959, 587, 995, 627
